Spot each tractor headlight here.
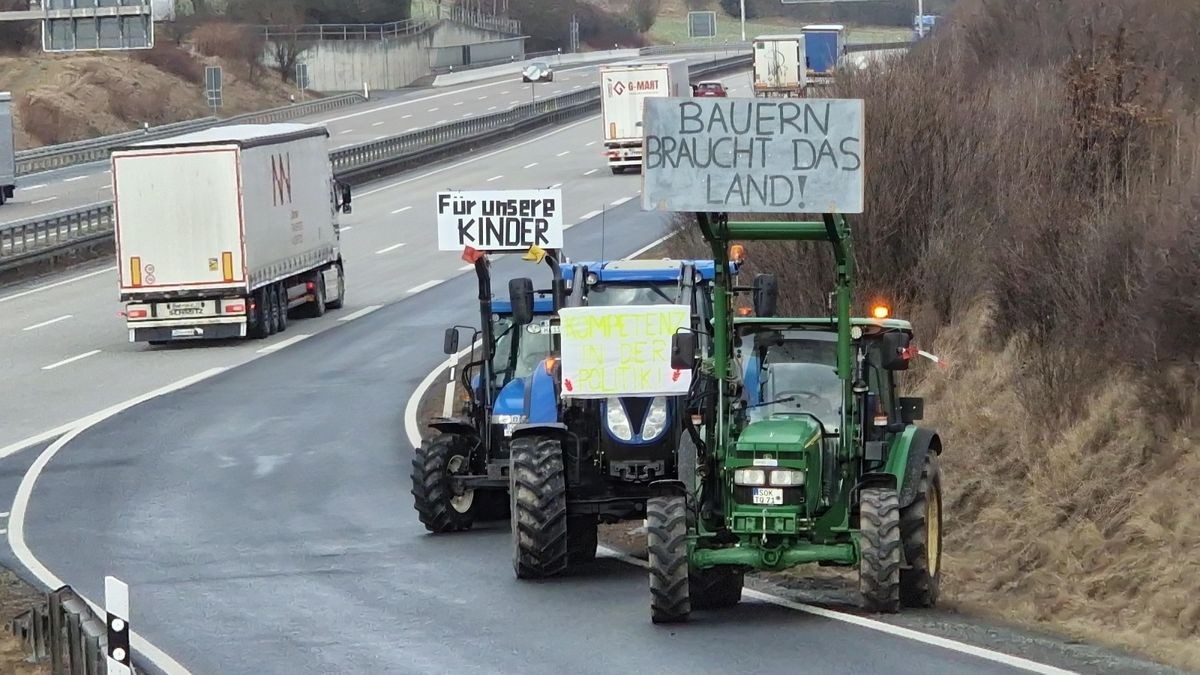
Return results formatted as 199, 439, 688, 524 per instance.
733, 468, 767, 486
640, 397, 669, 441
768, 469, 805, 486
606, 397, 633, 441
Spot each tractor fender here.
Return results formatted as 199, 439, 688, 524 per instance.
885, 427, 941, 508
510, 422, 569, 441
649, 479, 687, 498
427, 418, 479, 442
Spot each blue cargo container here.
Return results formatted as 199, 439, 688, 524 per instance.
802, 24, 844, 74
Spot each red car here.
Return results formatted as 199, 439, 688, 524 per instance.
693, 80, 728, 97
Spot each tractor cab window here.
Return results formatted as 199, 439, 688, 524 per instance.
513, 320, 555, 379
585, 281, 677, 307
489, 316, 555, 387
738, 329, 842, 432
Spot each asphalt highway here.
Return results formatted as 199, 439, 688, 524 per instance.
0, 52, 734, 226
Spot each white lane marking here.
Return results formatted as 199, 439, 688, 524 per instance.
478, 95, 488, 100
372, 121, 384, 126
573, 85, 582, 90
0, 529, 7, 535
458, 264, 474, 271
402, 114, 413, 119
375, 242, 407, 254
63, 176, 88, 183
462, 113, 472, 118
584, 169, 598, 176
585, 141, 597, 147
337, 305, 382, 322
407, 279, 442, 295
428, 107, 440, 112
339, 129, 354, 135
341, 225, 354, 232
509, 100, 520, 105
486, 175, 504, 182
42, 349, 100, 371
104, 170, 111, 174
0, 512, 8, 517
357, 117, 594, 198
22, 314, 73, 331
436, 119, 448, 125
406, 127, 422, 133
579, 210, 602, 221
10, 367, 227, 675
256, 333, 310, 354
549, 183, 563, 189
523, 162, 538, 169
32, 197, 58, 205
501, 90, 510, 94
391, 206, 412, 215
488, 106, 497, 111
24, 183, 47, 190
612, 196, 633, 206
101, 185, 112, 191
552, 89, 562, 94
556, 150, 570, 157
454, 101, 464, 106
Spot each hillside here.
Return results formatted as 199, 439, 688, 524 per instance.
0, 44, 303, 150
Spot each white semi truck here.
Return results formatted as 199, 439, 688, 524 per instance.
599, 59, 690, 173
0, 92, 15, 206
753, 34, 808, 97
111, 123, 351, 344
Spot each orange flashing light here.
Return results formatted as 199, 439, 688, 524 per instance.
729, 243, 746, 262
871, 304, 890, 320
736, 307, 753, 316
544, 357, 559, 372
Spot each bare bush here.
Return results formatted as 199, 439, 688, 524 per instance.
133, 42, 204, 85
16, 94, 69, 146
631, 0, 662, 33
191, 21, 267, 83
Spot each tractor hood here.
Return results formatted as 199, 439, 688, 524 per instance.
735, 417, 823, 453
492, 378, 528, 417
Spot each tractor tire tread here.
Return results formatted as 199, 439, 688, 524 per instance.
647, 495, 690, 623
510, 436, 568, 579
900, 453, 942, 607
410, 434, 474, 534
859, 487, 902, 613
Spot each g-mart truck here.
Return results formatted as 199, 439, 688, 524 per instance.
111, 123, 351, 344
599, 60, 690, 173
753, 34, 808, 97
0, 92, 15, 206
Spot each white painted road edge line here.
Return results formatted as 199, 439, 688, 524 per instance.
42, 349, 100, 371
612, 196, 633, 206
23, 314, 72, 331
337, 305, 383, 322
9, 368, 229, 675
256, 333, 311, 354
579, 210, 602, 222
396, 228, 1076, 675
407, 279, 442, 295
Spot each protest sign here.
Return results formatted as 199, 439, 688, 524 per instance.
558, 304, 692, 398
641, 98, 864, 214
436, 189, 564, 251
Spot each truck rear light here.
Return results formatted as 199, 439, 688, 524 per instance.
127, 308, 148, 319
224, 303, 245, 314
306, 281, 315, 291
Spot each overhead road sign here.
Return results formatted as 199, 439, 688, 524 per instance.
40, 0, 155, 52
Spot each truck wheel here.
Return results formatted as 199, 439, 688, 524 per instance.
308, 274, 327, 318
275, 284, 289, 332
900, 453, 942, 608
510, 435, 568, 579
326, 264, 346, 310
690, 566, 743, 610
410, 433, 476, 533
249, 290, 270, 339
567, 514, 598, 565
859, 487, 902, 613
648, 495, 690, 623
264, 288, 279, 336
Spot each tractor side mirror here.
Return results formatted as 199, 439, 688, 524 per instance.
671, 332, 697, 370
443, 327, 460, 355
508, 277, 535, 325
753, 273, 778, 318
340, 183, 353, 214
881, 331, 911, 371
899, 396, 924, 423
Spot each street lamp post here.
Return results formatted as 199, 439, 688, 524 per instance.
739, 0, 746, 41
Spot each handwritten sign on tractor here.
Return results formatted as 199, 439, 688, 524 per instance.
436, 189, 564, 252
558, 304, 692, 398
641, 98, 864, 214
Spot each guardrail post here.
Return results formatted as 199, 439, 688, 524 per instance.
49, 589, 64, 675
67, 613, 83, 675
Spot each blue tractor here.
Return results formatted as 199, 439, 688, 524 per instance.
410, 254, 562, 533
503, 256, 743, 577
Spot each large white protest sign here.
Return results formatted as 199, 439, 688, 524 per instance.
641, 98, 864, 214
558, 304, 692, 399
436, 189, 564, 252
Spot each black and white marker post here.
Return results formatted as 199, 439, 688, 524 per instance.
106, 576, 132, 675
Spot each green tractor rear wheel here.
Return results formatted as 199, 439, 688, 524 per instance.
510, 436, 569, 579
859, 487, 902, 613
648, 495, 691, 623
900, 453, 943, 607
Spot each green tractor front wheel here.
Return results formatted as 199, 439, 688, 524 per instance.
900, 453, 943, 607
647, 495, 691, 623
859, 487, 902, 613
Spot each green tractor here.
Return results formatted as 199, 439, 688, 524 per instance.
649, 213, 943, 622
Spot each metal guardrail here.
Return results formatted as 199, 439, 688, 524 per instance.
15, 93, 367, 177
0, 55, 750, 273
257, 19, 434, 42
9, 585, 117, 675
844, 41, 915, 53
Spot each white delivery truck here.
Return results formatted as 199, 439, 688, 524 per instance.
753, 34, 808, 98
111, 123, 352, 344
599, 59, 690, 174
0, 92, 15, 206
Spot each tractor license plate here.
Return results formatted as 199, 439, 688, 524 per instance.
751, 488, 784, 506
504, 424, 517, 437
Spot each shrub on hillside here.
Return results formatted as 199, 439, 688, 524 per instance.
16, 94, 69, 146
191, 21, 267, 83
631, 0, 662, 33
133, 42, 204, 85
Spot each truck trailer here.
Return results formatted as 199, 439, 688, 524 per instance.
752, 34, 808, 97
0, 92, 15, 206
599, 60, 690, 173
802, 24, 845, 89
111, 123, 351, 344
